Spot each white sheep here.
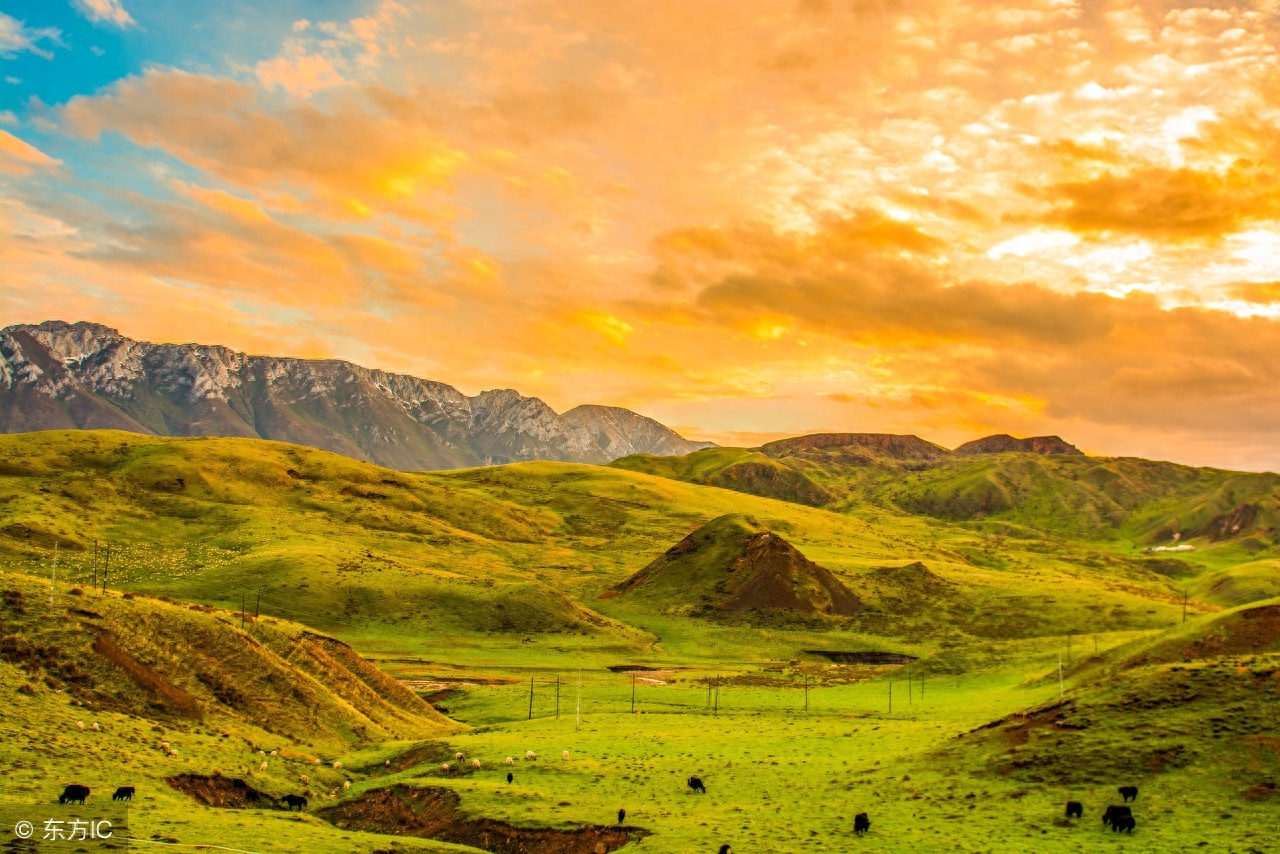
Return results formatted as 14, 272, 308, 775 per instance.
471, 759, 481, 769
332, 760, 342, 770
76, 721, 85, 731
525, 751, 536, 760
562, 750, 570, 761
505, 756, 515, 765
384, 760, 390, 767
343, 780, 351, 790
169, 749, 179, 757
161, 742, 170, 752
300, 775, 310, 784
92, 722, 100, 732
440, 763, 451, 772
455, 752, 464, 761
313, 758, 321, 765
259, 761, 268, 771
269, 750, 278, 757
258, 750, 266, 756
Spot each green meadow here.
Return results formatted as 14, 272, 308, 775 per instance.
1, 430, 1278, 852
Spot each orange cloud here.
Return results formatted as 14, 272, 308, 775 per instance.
0, 130, 61, 176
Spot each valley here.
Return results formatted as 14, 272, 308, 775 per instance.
0, 429, 1277, 852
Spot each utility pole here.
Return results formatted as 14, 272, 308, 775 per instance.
101, 543, 110, 594
528, 676, 534, 721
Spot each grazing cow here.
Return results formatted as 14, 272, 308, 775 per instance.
1065, 801, 1083, 819
505, 756, 515, 765
718, 846, 733, 854
618, 808, 626, 825
854, 812, 871, 835
1102, 805, 1132, 827
1118, 786, 1138, 802
472, 759, 482, 769
506, 772, 514, 784
687, 776, 706, 794
282, 794, 307, 811
1112, 815, 1136, 834
112, 787, 134, 802
60, 785, 90, 805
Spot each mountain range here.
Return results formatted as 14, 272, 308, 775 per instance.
0, 321, 714, 469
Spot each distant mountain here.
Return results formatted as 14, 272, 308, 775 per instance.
954, 434, 1082, 455
0, 321, 713, 470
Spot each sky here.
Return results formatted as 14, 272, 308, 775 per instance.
2, 0, 1280, 471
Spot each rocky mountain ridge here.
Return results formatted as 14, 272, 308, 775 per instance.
0, 321, 713, 470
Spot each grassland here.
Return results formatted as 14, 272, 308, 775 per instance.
0, 429, 1277, 852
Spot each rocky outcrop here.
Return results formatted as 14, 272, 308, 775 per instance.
0, 321, 713, 470
954, 434, 1082, 455
762, 432, 951, 462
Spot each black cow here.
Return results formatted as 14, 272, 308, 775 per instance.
687, 776, 706, 794
1065, 800, 1083, 819
281, 794, 308, 811
618, 808, 626, 825
507, 772, 514, 784
1118, 786, 1138, 802
112, 786, 135, 802
1112, 815, 1136, 834
59, 785, 89, 805
717, 846, 733, 854
854, 812, 871, 835
1102, 805, 1132, 827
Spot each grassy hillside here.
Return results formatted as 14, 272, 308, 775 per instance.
0, 431, 1208, 667
1, 430, 1277, 852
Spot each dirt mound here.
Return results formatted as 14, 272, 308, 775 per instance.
607, 515, 861, 618
166, 774, 275, 809
867, 561, 952, 593
954, 434, 1082, 455
319, 784, 636, 854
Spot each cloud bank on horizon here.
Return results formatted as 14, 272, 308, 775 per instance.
2, 0, 1279, 470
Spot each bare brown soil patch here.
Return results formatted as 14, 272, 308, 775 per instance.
166, 774, 275, 808
92, 631, 201, 718
319, 784, 637, 854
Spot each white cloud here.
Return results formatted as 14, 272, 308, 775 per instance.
988, 230, 1080, 259
0, 12, 62, 59
71, 0, 136, 29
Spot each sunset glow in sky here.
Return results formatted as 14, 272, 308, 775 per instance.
3, 0, 1280, 469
